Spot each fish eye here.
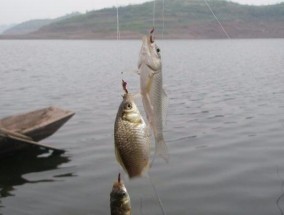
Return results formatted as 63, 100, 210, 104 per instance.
156, 48, 160, 53
124, 103, 132, 110
118, 191, 127, 197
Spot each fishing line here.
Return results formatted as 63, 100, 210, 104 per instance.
116, 0, 126, 81
140, 196, 144, 215
152, 0, 166, 39
162, 0, 165, 40
148, 175, 167, 215
116, 0, 120, 40
153, 0, 156, 28
203, 0, 231, 39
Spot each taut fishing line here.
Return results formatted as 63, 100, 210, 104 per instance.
149, 175, 167, 215
116, 0, 126, 80
153, 0, 156, 28
162, 0, 165, 39
116, 0, 120, 40
150, 1, 167, 214
203, 0, 231, 39
116, 1, 167, 214
153, 0, 166, 39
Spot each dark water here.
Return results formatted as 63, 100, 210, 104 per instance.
0, 39, 284, 215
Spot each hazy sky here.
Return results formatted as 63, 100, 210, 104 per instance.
0, 0, 283, 25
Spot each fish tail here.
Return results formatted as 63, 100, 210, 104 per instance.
155, 136, 169, 163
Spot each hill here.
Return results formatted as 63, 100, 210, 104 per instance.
2, 12, 81, 36
2, 19, 53, 35
0, 24, 16, 34
1, 0, 284, 39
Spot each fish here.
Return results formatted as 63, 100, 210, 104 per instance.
110, 173, 131, 215
138, 29, 169, 162
114, 81, 151, 178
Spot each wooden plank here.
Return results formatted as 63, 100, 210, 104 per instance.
0, 106, 75, 141
0, 128, 65, 153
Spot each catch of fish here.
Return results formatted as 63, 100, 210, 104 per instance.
112, 28, 168, 214
114, 80, 150, 178
138, 28, 169, 162
110, 173, 131, 215
114, 29, 168, 178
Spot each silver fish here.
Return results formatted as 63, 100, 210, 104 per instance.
138, 30, 169, 162
110, 173, 131, 215
114, 84, 150, 178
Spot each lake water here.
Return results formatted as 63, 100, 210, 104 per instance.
0, 39, 284, 215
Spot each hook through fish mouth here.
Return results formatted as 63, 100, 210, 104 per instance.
122, 80, 128, 94
118, 172, 121, 183
150, 27, 154, 43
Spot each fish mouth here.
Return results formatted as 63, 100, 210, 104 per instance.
142, 28, 155, 52
142, 35, 151, 51
150, 27, 154, 43
122, 112, 142, 124
139, 28, 161, 71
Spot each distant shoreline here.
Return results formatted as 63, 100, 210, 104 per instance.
1, 36, 283, 40
2, 1, 284, 41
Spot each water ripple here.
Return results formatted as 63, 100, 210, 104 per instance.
0, 39, 284, 215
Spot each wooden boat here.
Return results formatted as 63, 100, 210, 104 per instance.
0, 106, 75, 158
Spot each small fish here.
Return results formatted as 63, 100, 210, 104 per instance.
110, 173, 131, 215
138, 29, 169, 162
114, 81, 150, 178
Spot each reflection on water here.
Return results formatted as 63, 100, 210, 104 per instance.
0, 150, 72, 206
0, 39, 283, 214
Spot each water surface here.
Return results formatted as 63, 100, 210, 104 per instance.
0, 39, 284, 215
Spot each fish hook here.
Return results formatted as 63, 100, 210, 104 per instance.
118, 172, 121, 183
122, 80, 128, 94
150, 27, 155, 43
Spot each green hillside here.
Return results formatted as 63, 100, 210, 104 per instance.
2, 12, 81, 36
2, 0, 284, 39
2, 19, 53, 35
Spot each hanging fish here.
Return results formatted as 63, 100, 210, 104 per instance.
138, 28, 169, 162
114, 80, 150, 178
110, 173, 131, 215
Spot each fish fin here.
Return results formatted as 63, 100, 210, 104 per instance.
154, 137, 169, 163
161, 87, 168, 127
115, 145, 128, 174
146, 75, 154, 94
145, 74, 155, 124
139, 163, 150, 179
138, 56, 143, 71
128, 162, 150, 179
142, 93, 154, 127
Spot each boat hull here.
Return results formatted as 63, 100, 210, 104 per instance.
0, 106, 75, 158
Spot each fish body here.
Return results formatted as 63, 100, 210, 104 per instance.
114, 93, 150, 178
110, 174, 131, 215
138, 35, 168, 162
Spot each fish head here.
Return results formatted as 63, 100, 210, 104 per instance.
138, 34, 161, 71
110, 175, 130, 205
119, 94, 143, 124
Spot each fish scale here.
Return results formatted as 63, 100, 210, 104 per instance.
110, 173, 131, 215
114, 93, 150, 178
138, 34, 169, 162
